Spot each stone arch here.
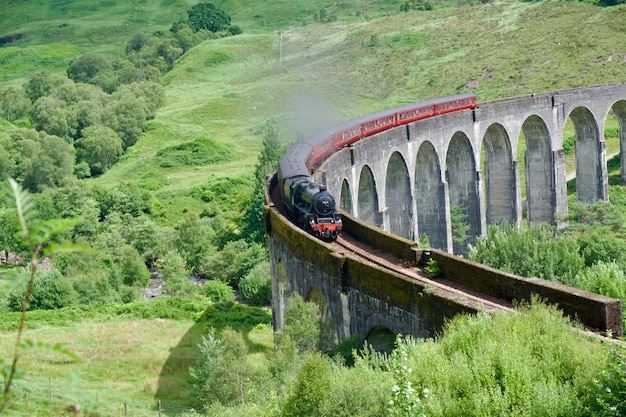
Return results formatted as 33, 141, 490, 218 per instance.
609, 100, 626, 184
569, 106, 604, 203
415, 141, 447, 250
357, 165, 381, 227
340, 178, 353, 215
385, 152, 412, 239
364, 325, 396, 353
522, 115, 555, 224
446, 132, 480, 254
483, 123, 517, 226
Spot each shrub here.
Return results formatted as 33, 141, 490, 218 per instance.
573, 261, 626, 301
7, 268, 77, 312
238, 261, 272, 306
201, 279, 235, 303
280, 294, 321, 353
155, 136, 233, 168
197, 302, 271, 333
281, 353, 332, 417
593, 344, 626, 416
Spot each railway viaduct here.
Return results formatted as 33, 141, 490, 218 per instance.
265, 84, 626, 345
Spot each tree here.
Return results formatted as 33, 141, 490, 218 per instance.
190, 328, 259, 406
187, 3, 232, 33
101, 94, 147, 148
280, 293, 322, 353
238, 260, 272, 306
0, 86, 31, 122
281, 353, 332, 417
23, 70, 67, 102
174, 215, 215, 275
207, 239, 267, 286
75, 124, 123, 175
115, 81, 165, 120
118, 244, 150, 288
240, 120, 285, 243
23, 132, 75, 192
67, 54, 115, 90
8, 269, 77, 312
32, 96, 78, 142
0, 132, 15, 181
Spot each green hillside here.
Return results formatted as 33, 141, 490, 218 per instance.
6, 0, 626, 224
2, 2, 626, 215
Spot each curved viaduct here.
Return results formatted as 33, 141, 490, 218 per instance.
265, 84, 626, 345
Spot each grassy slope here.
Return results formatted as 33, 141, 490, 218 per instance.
3, 1, 626, 221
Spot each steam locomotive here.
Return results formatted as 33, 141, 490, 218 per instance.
277, 93, 477, 241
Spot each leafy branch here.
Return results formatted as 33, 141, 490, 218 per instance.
1, 179, 81, 415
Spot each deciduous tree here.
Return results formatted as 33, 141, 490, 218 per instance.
76, 124, 123, 175
187, 3, 232, 33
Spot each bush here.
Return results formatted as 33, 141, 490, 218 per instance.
155, 136, 233, 168
280, 294, 322, 353
593, 345, 626, 416
196, 302, 272, 333
408, 299, 605, 417
7, 268, 77, 312
238, 261, 272, 306
573, 261, 626, 301
281, 353, 332, 417
201, 279, 235, 303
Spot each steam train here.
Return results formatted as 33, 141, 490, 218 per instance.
277, 93, 477, 240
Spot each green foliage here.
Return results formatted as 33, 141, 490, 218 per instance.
467, 222, 584, 284
197, 301, 272, 333
75, 124, 123, 175
573, 261, 626, 302
424, 258, 441, 278
174, 215, 215, 276
238, 260, 272, 306
240, 119, 286, 243
7, 268, 77, 312
568, 200, 626, 232
0, 86, 31, 122
190, 327, 262, 407
281, 353, 332, 417
118, 244, 151, 288
593, 345, 626, 416
576, 227, 626, 270
92, 183, 151, 220
187, 3, 232, 33
409, 299, 604, 417
280, 294, 322, 353
401, 0, 437, 11
0, 178, 80, 413
101, 94, 147, 149
563, 134, 576, 155
449, 203, 470, 249
388, 336, 427, 417
201, 279, 235, 303
207, 239, 267, 286
161, 251, 197, 298
156, 136, 233, 168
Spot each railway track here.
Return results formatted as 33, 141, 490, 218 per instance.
331, 232, 515, 315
